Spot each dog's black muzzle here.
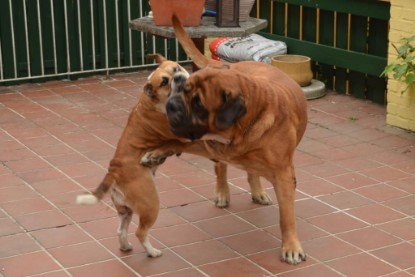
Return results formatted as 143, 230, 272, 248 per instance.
166, 72, 209, 141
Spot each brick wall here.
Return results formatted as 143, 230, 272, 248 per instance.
386, 0, 415, 131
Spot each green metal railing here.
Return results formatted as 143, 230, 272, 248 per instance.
254, 0, 391, 104
0, 0, 187, 85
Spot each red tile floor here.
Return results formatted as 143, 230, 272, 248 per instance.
1, 70, 415, 277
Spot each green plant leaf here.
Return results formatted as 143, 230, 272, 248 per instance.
405, 72, 415, 85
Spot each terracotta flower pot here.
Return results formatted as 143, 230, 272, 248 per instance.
271, 55, 313, 87
150, 0, 206, 27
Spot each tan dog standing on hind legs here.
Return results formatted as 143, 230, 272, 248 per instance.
142, 15, 308, 264
76, 54, 272, 258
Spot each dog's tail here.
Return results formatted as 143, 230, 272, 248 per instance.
76, 173, 114, 205
172, 14, 221, 69
146, 53, 167, 64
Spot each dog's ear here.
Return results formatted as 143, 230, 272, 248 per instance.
146, 53, 166, 64
144, 83, 155, 98
215, 92, 246, 130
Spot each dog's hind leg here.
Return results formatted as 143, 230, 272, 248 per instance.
248, 173, 273, 205
214, 162, 230, 208
136, 210, 162, 257
112, 187, 134, 252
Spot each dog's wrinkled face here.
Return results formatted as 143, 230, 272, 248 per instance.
144, 55, 189, 113
166, 67, 247, 141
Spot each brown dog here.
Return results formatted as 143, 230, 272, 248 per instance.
76, 54, 272, 257
144, 15, 308, 264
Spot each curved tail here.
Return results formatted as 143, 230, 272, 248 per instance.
172, 14, 221, 69
76, 173, 114, 205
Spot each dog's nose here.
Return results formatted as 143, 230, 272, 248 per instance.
173, 73, 187, 87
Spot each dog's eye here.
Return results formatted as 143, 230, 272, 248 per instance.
160, 77, 169, 87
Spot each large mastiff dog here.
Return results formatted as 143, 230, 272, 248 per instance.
147, 15, 308, 264
76, 55, 271, 258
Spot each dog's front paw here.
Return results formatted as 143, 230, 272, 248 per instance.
147, 248, 162, 258
140, 151, 174, 167
281, 241, 306, 265
252, 191, 273, 205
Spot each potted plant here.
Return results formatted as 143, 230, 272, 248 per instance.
381, 35, 415, 94
149, 0, 206, 27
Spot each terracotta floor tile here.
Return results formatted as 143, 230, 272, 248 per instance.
170, 200, 229, 222
236, 205, 279, 228
122, 249, 189, 276
348, 204, 406, 225
1, 196, 54, 217
298, 178, 343, 196
279, 264, 343, 277
172, 239, 238, 265
0, 233, 40, 258
154, 267, 206, 277
32, 224, 92, 249
17, 167, 66, 184
328, 253, 396, 277
388, 177, 415, 194
317, 191, 373, 210
62, 202, 115, 223
151, 223, 211, 247
198, 257, 270, 277
31, 178, 81, 196
304, 236, 360, 262
68, 259, 136, 277
361, 166, 411, 182
49, 241, 113, 267
371, 243, 415, 270
0, 251, 60, 277
337, 227, 402, 250
194, 214, 255, 238
295, 198, 335, 219
325, 172, 379, 189
384, 195, 415, 215
264, 219, 328, 242
159, 188, 206, 208
377, 218, 415, 240
80, 217, 125, 240
15, 209, 72, 231
354, 183, 409, 202
0, 185, 39, 203
219, 230, 280, 255
0, 173, 25, 189
0, 217, 22, 236
308, 212, 368, 234
301, 161, 350, 178
153, 208, 187, 229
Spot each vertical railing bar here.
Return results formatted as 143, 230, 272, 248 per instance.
103, 0, 109, 75
139, 0, 145, 65
63, 0, 71, 73
50, 0, 58, 75
270, 1, 274, 34
36, 0, 45, 76
115, 0, 121, 68
152, 36, 156, 56
299, 5, 303, 40
0, 36, 3, 80
77, 0, 84, 70
164, 39, 168, 59
90, 0, 96, 70
8, 0, 17, 78
175, 39, 179, 61
128, 0, 132, 66
316, 8, 320, 44
23, 0, 32, 77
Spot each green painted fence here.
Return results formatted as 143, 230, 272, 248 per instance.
254, 0, 391, 104
0, 0, 187, 85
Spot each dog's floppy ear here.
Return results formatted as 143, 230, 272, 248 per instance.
215, 92, 247, 130
144, 83, 155, 98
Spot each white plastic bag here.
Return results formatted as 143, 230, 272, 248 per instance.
209, 34, 287, 64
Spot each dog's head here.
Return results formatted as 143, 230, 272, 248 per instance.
166, 66, 247, 141
144, 54, 189, 113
